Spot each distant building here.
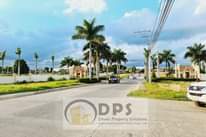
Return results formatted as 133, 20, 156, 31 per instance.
69, 65, 87, 78
175, 64, 200, 79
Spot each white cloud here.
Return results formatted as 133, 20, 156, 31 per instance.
107, 0, 206, 65
106, 36, 146, 66
64, 0, 107, 15
0, 0, 9, 9
195, 0, 206, 15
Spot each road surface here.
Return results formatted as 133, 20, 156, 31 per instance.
0, 79, 206, 137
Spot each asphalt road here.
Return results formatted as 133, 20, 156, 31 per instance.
0, 79, 206, 137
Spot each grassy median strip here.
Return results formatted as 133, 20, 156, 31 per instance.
0, 80, 80, 95
119, 73, 130, 79
128, 81, 191, 101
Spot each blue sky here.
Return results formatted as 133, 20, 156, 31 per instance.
0, 0, 206, 68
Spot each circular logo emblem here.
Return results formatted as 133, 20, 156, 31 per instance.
64, 99, 97, 125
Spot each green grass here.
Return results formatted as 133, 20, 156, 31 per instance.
128, 81, 191, 101
119, 73, 130, 79
0, 80, 80, 95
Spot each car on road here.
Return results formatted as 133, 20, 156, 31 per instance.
108, 75, 120, 84
187, 82, 206, 106
129, 74, 137, 80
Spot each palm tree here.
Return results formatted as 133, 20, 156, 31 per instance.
101, 43, 112, 77
184, 43, 206, 72
83, 39, 106, 80
34, 52, 39, 74
94, 39, 105, 80
73, 59, 83, 66
15, 48, 21, 76
159, 50, 175, 71
60, 56, 74, 68
51, 55, 55, 72
0, 51, 6, 74
112, 49, 128, 75
72, 18, 105, 80
151, 54, 157, 70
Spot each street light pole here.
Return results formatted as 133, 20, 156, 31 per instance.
157, 51, 160, 78
148, 49, 152, 83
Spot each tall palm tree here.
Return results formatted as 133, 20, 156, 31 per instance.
72, 18, 105, 80
159, 50, 176, 71
51, 55, 55, 72
112, 49, 128, 75
83, 44, 96, 71
94, 39, 105, 80
83, 38, 106, 80
34, 52, 39, 74
0, 51, 6, 74
151, 54, 157, 70
16, 48, 21, 76
101, 43, 112, 77
184, 43, 206, 72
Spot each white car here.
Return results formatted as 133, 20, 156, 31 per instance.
187, 82, 206, 106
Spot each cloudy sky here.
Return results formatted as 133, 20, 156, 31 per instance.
0, 0, 206, 68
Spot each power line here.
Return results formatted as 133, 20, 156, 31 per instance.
149, 0, 175, 50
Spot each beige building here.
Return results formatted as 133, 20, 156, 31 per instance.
69, 65, 88, 78
175, 64, 200, 79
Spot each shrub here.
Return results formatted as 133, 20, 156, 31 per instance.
69, 77, 76, 80
59, 77, 67, 81
47, 77, 55, 81
99, 77, 108, 80
79, 78, 101, 83
15, 80, 28, 84
152, 77, 196, 82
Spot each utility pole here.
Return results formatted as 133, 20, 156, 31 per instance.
147, 0, 175, 83
148, 49, 152, 83
157, 51, 160, 78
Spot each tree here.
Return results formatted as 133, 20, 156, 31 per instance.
34, 52, 39, 74
112, 49, 128, 75
83, 40, 107, 80
51, 55, 55, 72
72, 18, 105, 80
93, 39, 105, 80
184, 43, 206, 73
151, 54, 157, 70
60, 57, 82, 68
61, 57, 74, 68
0, 51, 6, 74
83, 42, 98, 76
72, 59, 83, 66
159, 50, 175, 71
13, 59, 30, 75
15, 48, 21, 76
101, 43, 112, 77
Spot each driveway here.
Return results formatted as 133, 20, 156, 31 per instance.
0, 78, 205, 137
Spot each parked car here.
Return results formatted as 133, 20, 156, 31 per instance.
187, 82, 206, 107
108, 75, 120, 84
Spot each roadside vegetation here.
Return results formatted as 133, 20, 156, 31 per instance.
0, 80, 80, 95
129, 79, 191, 101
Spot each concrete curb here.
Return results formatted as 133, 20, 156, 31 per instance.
0, 84, 89, 101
